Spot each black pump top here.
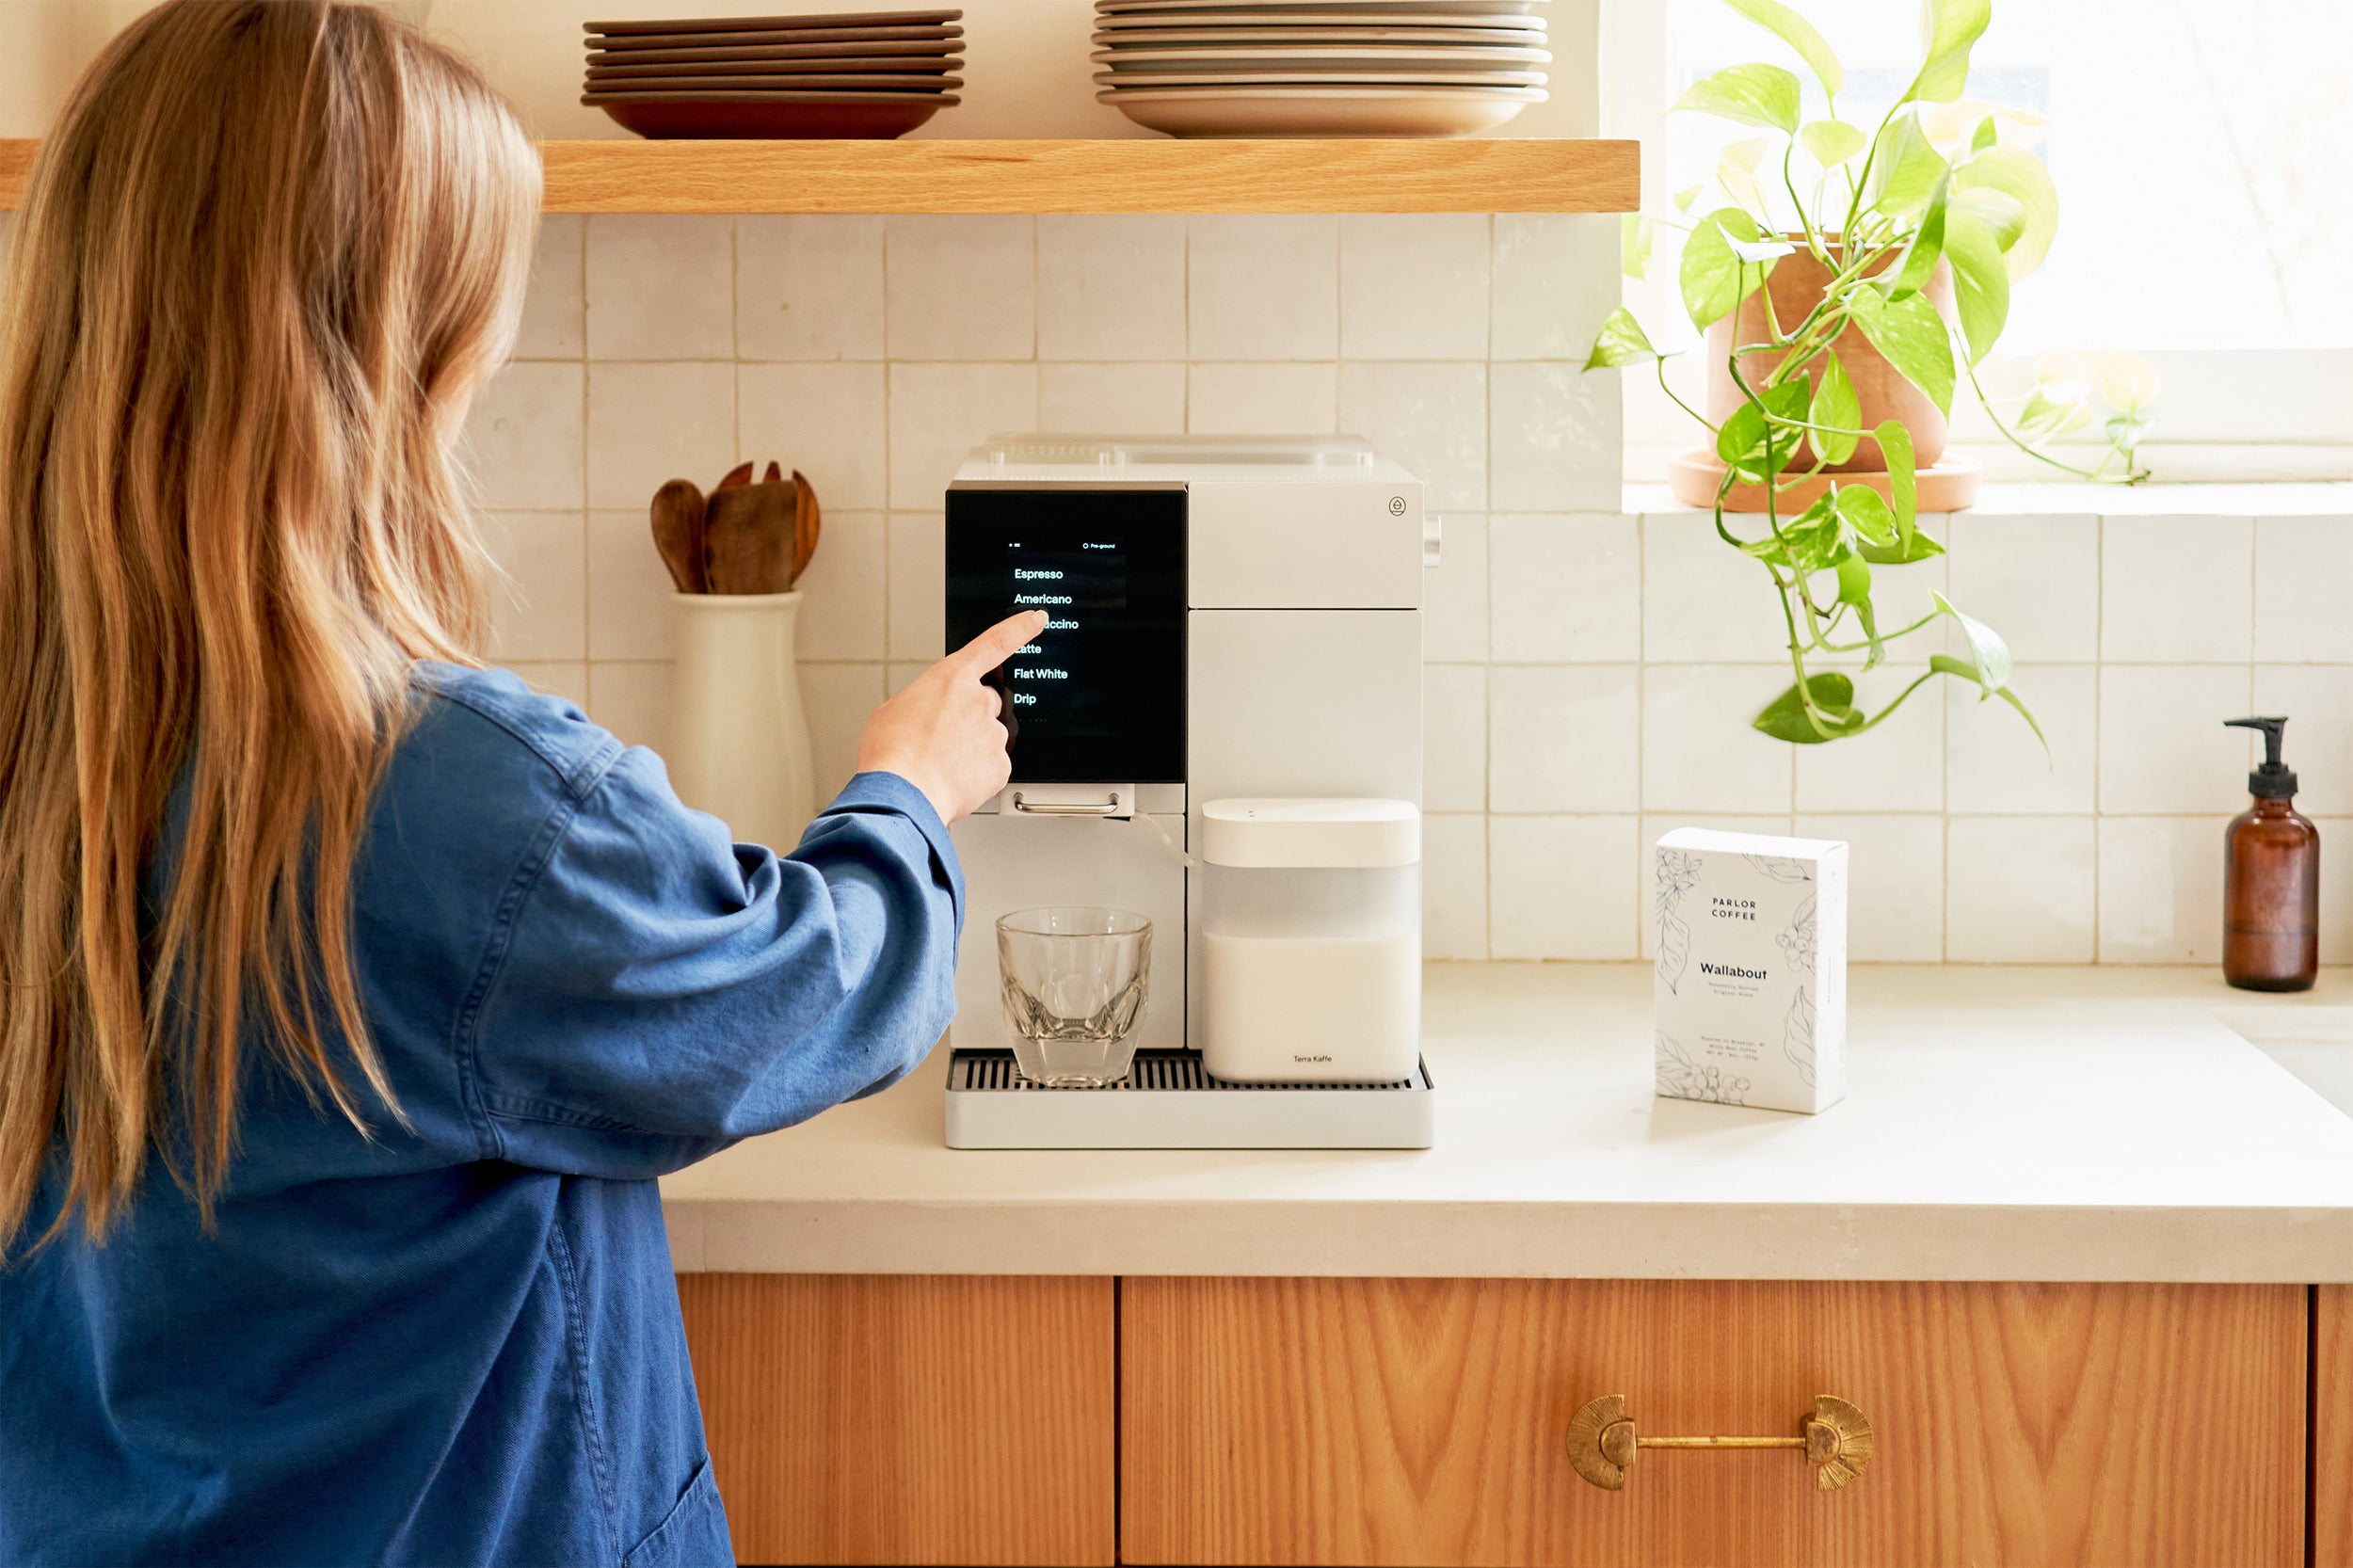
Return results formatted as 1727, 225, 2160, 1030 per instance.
2225, 715, 2297, 797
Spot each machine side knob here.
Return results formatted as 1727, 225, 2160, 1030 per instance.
1422, 512, 1444, 567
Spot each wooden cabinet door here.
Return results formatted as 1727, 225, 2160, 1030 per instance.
2321, 1286, 2353, 1568
1122, 1277, 2304, 1568
678, 1274, 1113, 1567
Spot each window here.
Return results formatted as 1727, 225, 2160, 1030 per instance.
1605, 0, 2353, 481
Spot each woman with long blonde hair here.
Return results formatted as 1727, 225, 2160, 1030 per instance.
0, 4, 1036, 1561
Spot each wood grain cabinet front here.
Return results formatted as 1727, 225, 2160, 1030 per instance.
677, 1274, 1114, 1567
1120, 1277, 2307, 1568
2321, 1285, 2353, 1568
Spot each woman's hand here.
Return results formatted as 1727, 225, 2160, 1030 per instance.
855, 610, 1048, 824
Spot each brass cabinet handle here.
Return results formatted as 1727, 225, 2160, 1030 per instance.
1565, 1394, 1874, 1493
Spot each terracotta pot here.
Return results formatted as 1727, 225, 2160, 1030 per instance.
1703, 239, 1955, 475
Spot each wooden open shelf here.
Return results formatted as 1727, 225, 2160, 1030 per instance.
0, 136, 1637, 215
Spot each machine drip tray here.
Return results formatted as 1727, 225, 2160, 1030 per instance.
943, 1048, 1434, 1150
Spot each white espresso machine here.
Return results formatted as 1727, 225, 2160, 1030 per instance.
938, 435, 1436, 1149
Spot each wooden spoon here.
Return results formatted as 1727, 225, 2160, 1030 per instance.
715, 460, 754, 490
649, 478, 708, 593
791, 469, 821, 587
702, 479, 795, 595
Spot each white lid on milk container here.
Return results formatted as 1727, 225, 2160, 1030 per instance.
1200, 798, 1420, 870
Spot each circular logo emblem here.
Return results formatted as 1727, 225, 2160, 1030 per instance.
1388, 496, 1407, 517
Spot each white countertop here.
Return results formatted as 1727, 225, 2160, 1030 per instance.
660, 965, 2353, 1283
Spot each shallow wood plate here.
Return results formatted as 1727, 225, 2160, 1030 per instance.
588, 9, 959, 34
586, 72, 965, 92
590, 56, 959, 79
584, 90, 955, 138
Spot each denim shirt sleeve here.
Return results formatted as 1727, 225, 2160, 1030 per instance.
463, 750, 964, 1178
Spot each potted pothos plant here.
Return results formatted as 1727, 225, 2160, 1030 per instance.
1587, 0, 2155, 745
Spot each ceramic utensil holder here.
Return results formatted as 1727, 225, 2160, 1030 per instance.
669, 592, 815, 851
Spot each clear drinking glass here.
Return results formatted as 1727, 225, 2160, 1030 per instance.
996, 907, 1153, 1087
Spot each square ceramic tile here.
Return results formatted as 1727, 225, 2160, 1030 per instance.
1425, 512, 1487, 664
2253, 516, 2353, 663
1641, 664, 1795, 813
1490, 360, 1621, 513
1637, 814, 1794, 957
2099, 515, 2254, 663
1942, 513, 2098, 663
886, 511, 945, 661
1945, 664, 2097, 814
585, 361, 734, 512
2251, 664, 2353, 816
478, 512, 584, 664
735, 215, 885, 361
886, 363, 1037, 508
1423, 664, 1485, 812
792, 509, 888, 663
1945, 816, 2095, 962
1420, 813, 1487, 960
885, 215, 1035, 360
1488, 664, 1640, 813
585, 660, 673, 756
1488, 815, 1639, 960
2320, 819, 2353, 966
462, 361, 583, 511
584, 215, 733, 360
587, 509, 677, 662
1641, 511, 1794, 663
801, 662, 888, 802
2098, 815, 2228, 964
1490, 513, 1640, 664
1792, 812, 1943, 961
1338, 214, 1489, 360
737, 361, 886, 511
1490, 214, 1618, 361
1038, 363, 1186, 434
2097, 665, 2254, 814
1794, 676, 1944, 811
1186, 362, 1337, 435
1188, 215, 1338, 360
512, 214, 584, 360
502, 661, 590, 712
1337, 361, 1486, 511
1036, 215, 1186, 361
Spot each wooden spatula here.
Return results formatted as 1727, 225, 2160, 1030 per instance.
649, 478, 708, 593
702, 478, 795, 595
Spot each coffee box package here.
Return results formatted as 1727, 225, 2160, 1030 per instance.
1652, 827, 1848, 1115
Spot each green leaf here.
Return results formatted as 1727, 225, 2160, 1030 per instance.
1846, 288, 1956, 416
1672, 184, 1705, 213
1953, 186, 2025, 250
1584, 306, 1658, 371
1679, 207, 1772, 332
1738, 492, 1845, 573
1728, 234, 1798, 265
1800, 119, 1866, 168
2016, 387, 2090, 441
2105, 414, 2156, 452
1833, 483, 1897, 547
1835, 553, 1885, 670
2098, 350, 2160, 415
1929, 656, 2048, 751
1673, 61, 1803, 134
1970, 114, 1998, 153
1953, 146, 2057, 279
1721, 0, 1845, 101
1877, 420, 1917, 538
1715, 379, 1812, 484
1942, 208, 2011, 363
1864, 112, 1951, 217
1810, 350, 1862, 466
1753, 672, 1866, 744
1889, 176, 1949, 297
1622, 214, 1654, 280
1905, 0, 1993, 104
1856, 529, 1945, 566
1932, 589, 2013, 696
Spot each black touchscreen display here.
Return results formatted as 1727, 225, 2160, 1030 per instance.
944, 486, 1185, 784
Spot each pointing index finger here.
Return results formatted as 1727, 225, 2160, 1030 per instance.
953, 609, 1049, 674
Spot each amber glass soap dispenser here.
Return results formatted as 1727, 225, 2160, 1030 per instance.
2221, 715, 2319, 991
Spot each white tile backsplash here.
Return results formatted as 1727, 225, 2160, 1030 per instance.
1188, 215, 1338, 360
885, 215, 1035, 361
1339, 215, 1490, 360
450, 211, 2350, 969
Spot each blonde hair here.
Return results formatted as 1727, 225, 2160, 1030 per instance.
0, 0, 541, 1248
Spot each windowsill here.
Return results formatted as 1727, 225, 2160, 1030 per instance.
1622, 479, 2353, 520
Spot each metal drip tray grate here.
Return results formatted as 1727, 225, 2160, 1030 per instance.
952, 1048, 1424, 1095
944, 1048, 1434, 1150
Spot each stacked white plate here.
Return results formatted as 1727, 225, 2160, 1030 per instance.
1093, 0, 1547, 137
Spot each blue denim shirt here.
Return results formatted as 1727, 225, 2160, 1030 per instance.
0, 664, 964, 1566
